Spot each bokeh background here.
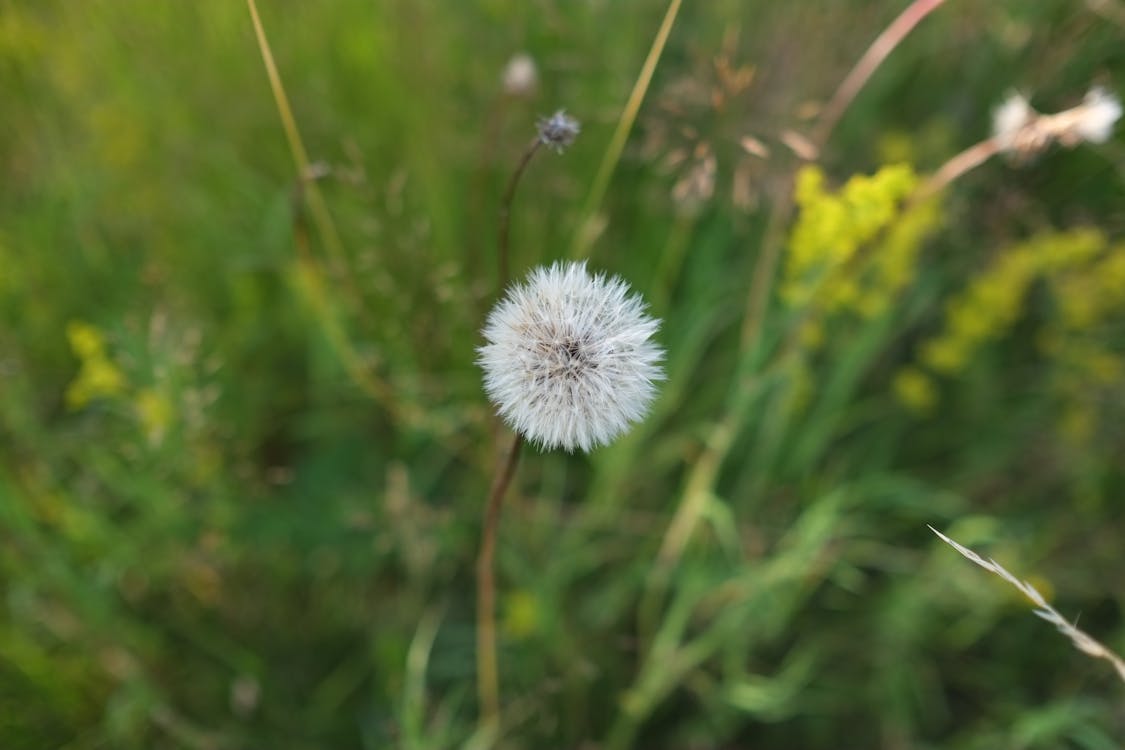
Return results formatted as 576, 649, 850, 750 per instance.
2, 1, 1124, 748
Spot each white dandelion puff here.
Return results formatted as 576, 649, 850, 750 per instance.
991, 91, 1035, 149
477, 261, 664, 452
501, 52, 538, 98
990, 86, 1121, 158
1074, 86, 1122, 144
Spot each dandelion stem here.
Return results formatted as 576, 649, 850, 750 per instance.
470, 95, 512, 318
497, 139, 543, 293
476, 432, 523, 730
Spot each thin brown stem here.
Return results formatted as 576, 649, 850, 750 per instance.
741, 0, 947, 360
917, 136, 1003, 200
814, 0, 947, 148
476, 432, 523, 731
498, 140, 543, 292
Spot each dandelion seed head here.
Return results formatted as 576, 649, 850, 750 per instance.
537, 110, 581, 154
992, 92, 1035, 149
1075, 86, 1122, 144
477, 261, 664, 452
992, 87, 1121, 157
502, 53, 538, 97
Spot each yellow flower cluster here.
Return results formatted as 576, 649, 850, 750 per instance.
919, 230, 1104, 375
784, 164, 939, 321
502, 589, 542, 640
135, 387, 175, 443
864, 197, 944, 318
65, 321, 127, 409
896, 230, 1123, 423
1051, 246, 1125, 331
1041, 240, 1125, 445
65, 320, 175, 443
892, 366, 938, 414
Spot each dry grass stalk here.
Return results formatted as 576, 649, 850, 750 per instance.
929, 525, 1125, 683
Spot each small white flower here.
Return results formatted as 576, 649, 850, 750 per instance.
478, 261, 664, 452
1075, 86, 1122, 144
501, 53, 538, 97
991, 92, 1035, 149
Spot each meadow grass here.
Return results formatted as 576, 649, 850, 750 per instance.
1, 1, 1123, 748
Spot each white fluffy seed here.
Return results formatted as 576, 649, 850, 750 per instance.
477, 261, 665, 452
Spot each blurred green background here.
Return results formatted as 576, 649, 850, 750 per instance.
2, 0, 1124, 748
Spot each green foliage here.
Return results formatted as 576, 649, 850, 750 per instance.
1, 1, 1123, 749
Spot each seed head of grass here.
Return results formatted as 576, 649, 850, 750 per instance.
929, 525, 1125, 683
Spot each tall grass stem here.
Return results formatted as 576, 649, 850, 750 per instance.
247, 0, 396, 411
569, 0, 683, 260
246, 0, 346, 268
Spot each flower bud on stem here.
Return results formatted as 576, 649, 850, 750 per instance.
497, 138, 542, 293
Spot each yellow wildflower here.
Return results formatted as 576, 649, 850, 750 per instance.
893, 366, 938, 414
65, 321, 127, 410
915, 230, 1110, 379
501, 590, 541, 640
135, 388, 174, 444
869, 197, 943, 301
798, 320, 825, 350
784, 163, 921, 317
66, 320, 107, 360
921, 337, 968, 375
